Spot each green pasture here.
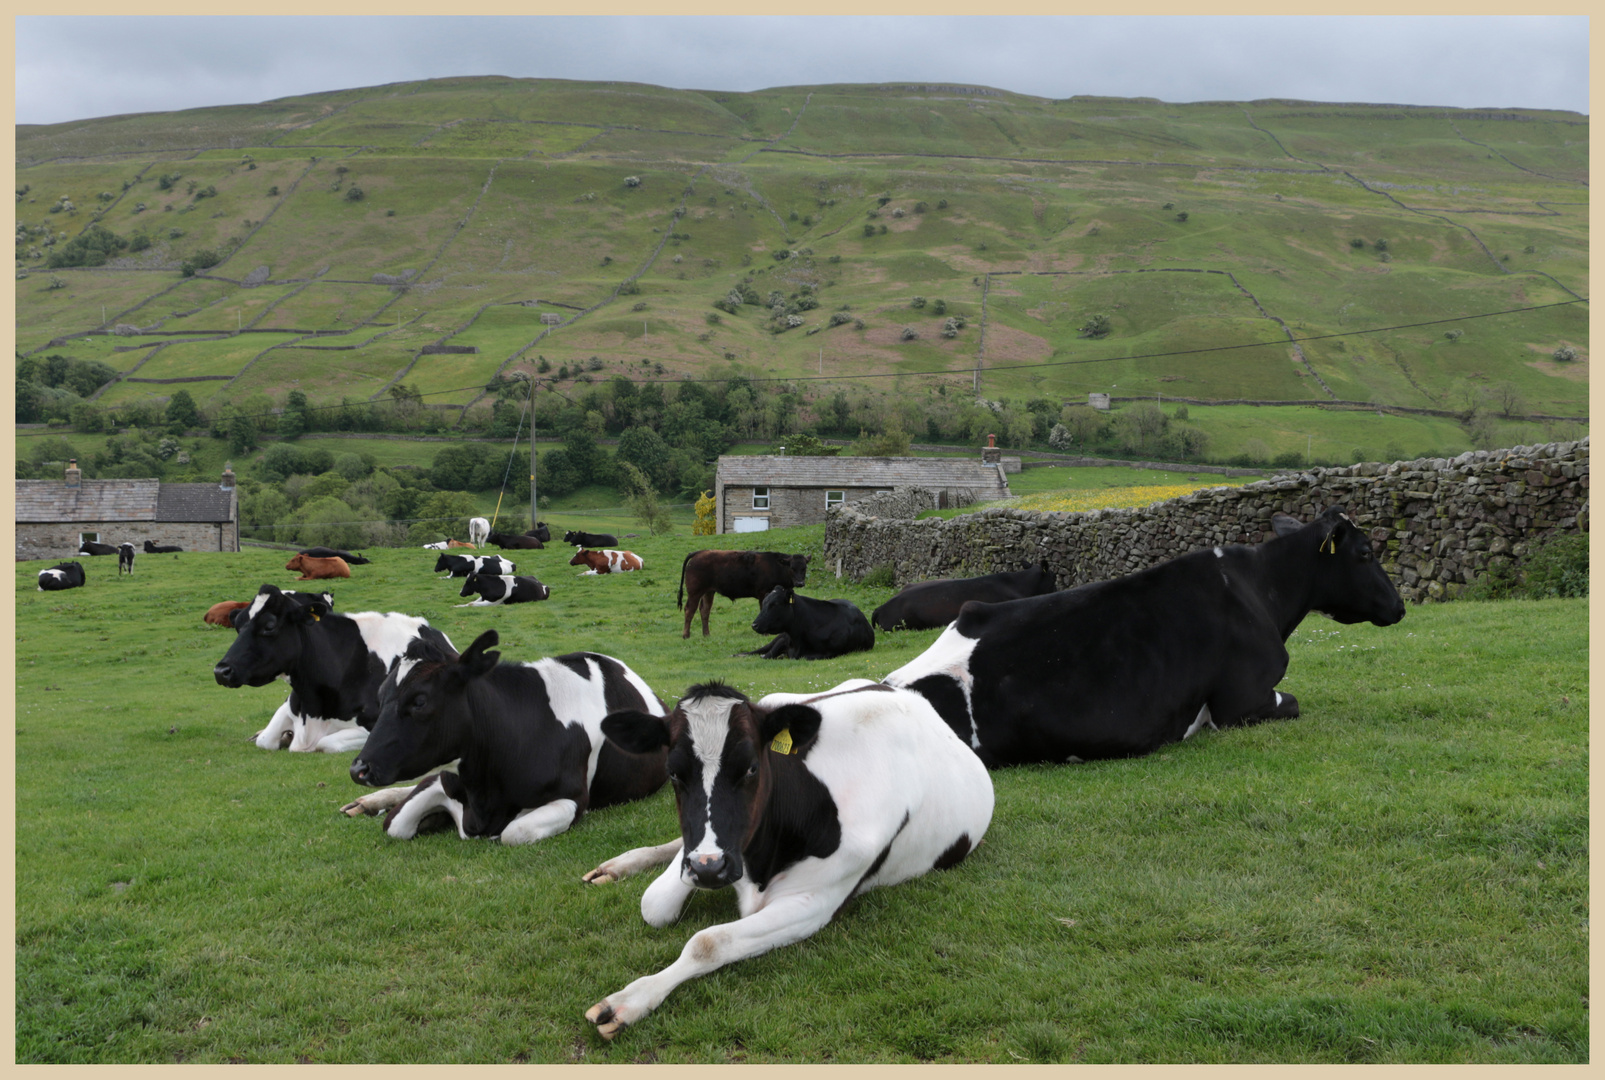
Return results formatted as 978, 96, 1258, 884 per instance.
14, 523, 1586, 1063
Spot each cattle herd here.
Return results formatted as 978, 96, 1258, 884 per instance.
110, 505, 1408, 1038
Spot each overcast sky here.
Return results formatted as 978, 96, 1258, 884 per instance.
16, 16, 1590, 127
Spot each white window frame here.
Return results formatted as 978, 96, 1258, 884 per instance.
752, 486, 770, 510
79, 531, 99, 544
825, 490, 846, 509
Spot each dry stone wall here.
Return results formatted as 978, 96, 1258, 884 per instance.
824, 441, 1588, 604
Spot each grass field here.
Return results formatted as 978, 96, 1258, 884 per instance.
14, 521, 1586, 1063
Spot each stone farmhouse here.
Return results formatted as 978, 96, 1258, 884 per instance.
713, 444, 1012, 534
16, 460, 239, 561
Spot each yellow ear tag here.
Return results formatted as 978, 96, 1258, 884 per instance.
770, 728, 794, 755
1322, 536, 1336, 554
311, 612, 321, 621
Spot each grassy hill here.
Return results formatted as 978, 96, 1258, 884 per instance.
16, 78, 1589, 460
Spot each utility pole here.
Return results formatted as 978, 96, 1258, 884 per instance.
529, 377, 539, 530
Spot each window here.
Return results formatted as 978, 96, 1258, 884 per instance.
825, 490, 845, 509
752, 487, 770, 510
79, 532, 99, 544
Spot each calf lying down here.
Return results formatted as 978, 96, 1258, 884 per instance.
580, 679, 992, 1037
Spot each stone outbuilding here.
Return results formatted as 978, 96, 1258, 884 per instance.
16, 460, 239, 561
713, 449, 1011, 534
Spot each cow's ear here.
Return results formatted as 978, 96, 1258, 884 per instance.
229, 607, 250, 631
756, 703, 824, 756
292, 597, 330, 623
1270, 513, 1303, 538
257, 582, 282, 597
1316, 509, 1358, 554
601, 710, 671, 754
455, 630, 500, 681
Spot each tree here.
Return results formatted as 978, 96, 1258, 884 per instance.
1079, 313, 1112, 339
1493, 381, 1527, 419
619, 462, 673, 536
279, 389, 310, 440
848, 426, 911, 457
227, 410, 259, 454
692, 490, 716, 536
70, 402, 105, 433
430, 443, 491, 491
616, 426, 676, 492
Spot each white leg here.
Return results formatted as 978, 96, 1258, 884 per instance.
1182, 703, 1217, 740
252, 699, 297, 750
312, 726, 371, 754
496, 798, 579, 845
381, 776, 467, 839
339, 785, 417, 817
582, 839, 684, 886
287, 716, 362, 753
585, 883, 855, 1038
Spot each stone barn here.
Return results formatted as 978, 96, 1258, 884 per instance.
16, 460, 240, 561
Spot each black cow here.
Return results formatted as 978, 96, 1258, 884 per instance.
486, 531, 545, 550
458, 573, 551, 606
744, 586, 875, 660
78, 540, 117, 556
214, 584, 455, 755
143, 540, 183, 554
37, 561, 85, 591
301, 546, 371, 565
872, 562, 1058, 631
434, 553, 516, 578
882, 508, 1407, 768
341, 629, 668, 845
117, 543, 136, 575
526, 522, 552, 543
677, 549, 811, 638
564, 530, 617, 548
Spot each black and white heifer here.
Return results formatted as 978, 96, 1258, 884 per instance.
78, 540, 117, 556
744, 586, 875, 660
457, 573, 551, 606
341, 630, 667, 845
117, 543, 136, 575
215, 584, 454, 755
872, 562, 1057, 631
434, 552, 516, 578
37, 561, 86, 591
580, 680, 993, 1038
882, 507, 1407, 768
144, 540, 183, 554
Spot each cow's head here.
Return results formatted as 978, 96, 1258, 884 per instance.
432, 552, 459, 574
284, 555, 306, 573
458, 573, 487, 599
213, 584, 331, 687
563, 531, 581, 546
1272, 507, 1406, 626
351, 630, 482, 788
532, 522, 552, 542
602, 683, 823, 890
789, 553, 811, 588
751, 585, 794, 636
568, 550, 594, 568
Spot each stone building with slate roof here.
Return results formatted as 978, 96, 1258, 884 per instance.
713, 450, 1011, 534
16, 460, 239, 560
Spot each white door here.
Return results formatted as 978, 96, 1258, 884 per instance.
732, 516, 770, 533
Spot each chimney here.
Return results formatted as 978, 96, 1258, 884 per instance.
220, 463, 236, 492
64, 459, 81, 488
982, 434, 1001, 466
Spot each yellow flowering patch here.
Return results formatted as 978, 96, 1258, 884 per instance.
996, 482, 1231, 515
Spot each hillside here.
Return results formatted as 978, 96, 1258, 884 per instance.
15, 77, 1589, 460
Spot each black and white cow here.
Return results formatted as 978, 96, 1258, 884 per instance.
882, 508, 1407, 768
872, 562, 1057, 631
457, 573, 551, 606
117, 543, 136, 575
433, 552, 516, 578
341, 629, 668, 845
744, 586, 875, 660
78, 540, 117, 556
580, 679, 993, 1038
143, 540, 183, 554
37, 561, 85, 591
215, 584, 455, 755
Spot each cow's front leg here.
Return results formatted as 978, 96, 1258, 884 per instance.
339, 785, 417, 818
582, 839, 683, 886
497, 799, 579, 845
252, 698, 298, 750
310, 726, 371, 754
1241, 688, 1299, 723
378, 774, 466, 839
585, 882, 855, 1039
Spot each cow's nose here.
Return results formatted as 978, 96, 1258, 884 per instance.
350, 759, 372, 786
686, 852, 728, 886
212, 662, 234, 686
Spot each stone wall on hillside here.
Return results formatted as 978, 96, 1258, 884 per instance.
823, 440, 1589, 604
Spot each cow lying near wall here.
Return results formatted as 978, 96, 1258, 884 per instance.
744, 586, 874, 660
580, 679, 993, 1038
144, 540, 183, 554
341, 629, 667, 845
571, 549, 643, 575
38, 561, 86, 591
78, 540, 118, 556
882, 508, 1406, 768
872, 562, 1057, 631
676, 550, 810, 638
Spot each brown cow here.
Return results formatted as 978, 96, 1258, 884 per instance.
447, 539, 477, 549
286, 554, 351, 581
204, 600, 252, 627
677, 550, 811, 638
569, 549, 643, 575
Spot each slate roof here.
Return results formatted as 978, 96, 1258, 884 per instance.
716, 455, 1010, 496
16, 480, 235, 523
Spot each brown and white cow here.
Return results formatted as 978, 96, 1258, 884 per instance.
285, 554, 351, 581
570, 549, 643, 575
581, 679, 993, 1038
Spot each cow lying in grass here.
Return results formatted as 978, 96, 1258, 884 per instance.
580, 679, 992, 1038
38, 561, 85, 591
457, 573, 551, 606
570, 549, 643, 575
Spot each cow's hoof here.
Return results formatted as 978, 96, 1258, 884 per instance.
339, 798, 377, 817
585, 1001, 625, 1039
581, 867, 618, 885
278, 730, 294, 750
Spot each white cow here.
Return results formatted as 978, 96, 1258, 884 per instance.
468, 516, 491, 546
